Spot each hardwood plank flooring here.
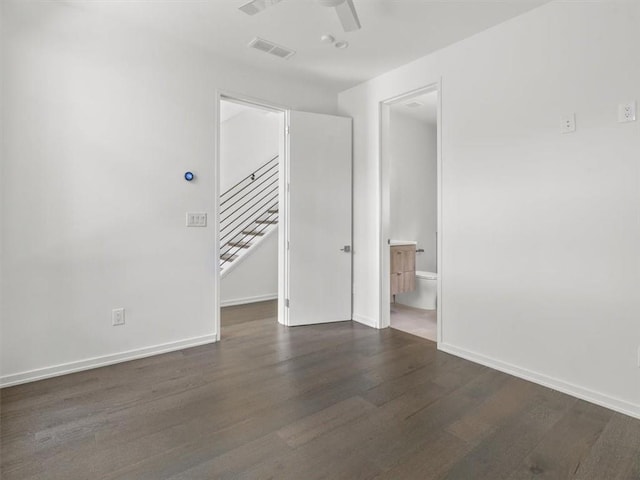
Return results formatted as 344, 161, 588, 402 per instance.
1, 300, 639, 479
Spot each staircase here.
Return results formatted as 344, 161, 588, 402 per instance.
220, 155, 279, 275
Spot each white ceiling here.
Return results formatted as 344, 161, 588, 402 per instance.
220, 98, 279, 123
69, 0, 549, 92
220, 101, 253, 124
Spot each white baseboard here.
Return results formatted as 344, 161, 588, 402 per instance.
0, 334, 217, 388
220, 293, 278, 307
353, 313, 380, 329
439, 342, 640, 420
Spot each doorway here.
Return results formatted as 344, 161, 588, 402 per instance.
216, 94, 286, 337
380, 84, 442, 343
215, 94, 354, 339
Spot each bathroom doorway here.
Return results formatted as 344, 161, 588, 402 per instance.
380, 84, 441, 342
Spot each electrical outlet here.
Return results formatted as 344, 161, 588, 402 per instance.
186, 213, 207, 227
560, 114, 576, 134
618, 101, 636, 123
112, 308, 125, 326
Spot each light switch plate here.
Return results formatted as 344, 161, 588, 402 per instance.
186, 213, 207, 227
561, 114, 576, 134
618, 101, 636, 123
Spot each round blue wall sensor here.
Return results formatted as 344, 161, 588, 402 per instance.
184, 171, 194, 181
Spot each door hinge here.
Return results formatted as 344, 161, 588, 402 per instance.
285, 298, 290, 308
286, 125, 290, 135
287, 240, 290, 250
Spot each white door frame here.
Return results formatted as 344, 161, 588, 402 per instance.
378, 81, 443, 344
214, 90, 289, 340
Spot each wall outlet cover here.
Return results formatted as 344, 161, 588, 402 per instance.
618, 102, 636, 123
112, 308, 125, 326
560, 114, 576, 134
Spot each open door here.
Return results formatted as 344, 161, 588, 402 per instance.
283, 111, 352, 326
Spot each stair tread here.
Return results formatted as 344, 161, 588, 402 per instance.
242, 230, 265, 236
227, 242, 252, 248
256, 219, 278, 224
220, 253, 238, 261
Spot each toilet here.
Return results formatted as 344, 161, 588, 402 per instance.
397, 271, 437, 310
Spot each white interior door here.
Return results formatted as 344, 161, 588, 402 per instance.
285, 111, 352, 326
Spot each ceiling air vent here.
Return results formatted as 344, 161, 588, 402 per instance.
239, 0, 283, 16
248, 37, 296, 60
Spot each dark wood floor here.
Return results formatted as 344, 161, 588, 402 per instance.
2, 301, 639, 479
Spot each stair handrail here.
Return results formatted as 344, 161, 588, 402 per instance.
220, 202, 278, 268
220, 174, 278, 225
220, 155, 278, 206
220, 189, 278, 244
219, 155, 280, 270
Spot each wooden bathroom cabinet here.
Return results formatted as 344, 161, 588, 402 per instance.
390, 244, 416, 296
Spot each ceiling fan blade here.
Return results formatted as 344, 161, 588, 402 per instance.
334, 0, 361, 32
239, 0, 283, 16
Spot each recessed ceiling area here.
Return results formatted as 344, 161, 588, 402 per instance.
220, 101, 253, 124
220, 99, 278, 123
391, 91, 438, 126
66, 0, 550, 92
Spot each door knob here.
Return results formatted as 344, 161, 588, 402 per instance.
340, 245, 351, 252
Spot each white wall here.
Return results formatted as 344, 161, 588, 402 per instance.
389, 109, 437, 272
220, 231, 278, 306
0, 0, 337, 385
219, 105, 279, 306
339, 0, 640, 417
219, 106, 280, 192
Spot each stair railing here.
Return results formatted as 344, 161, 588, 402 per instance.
220, 155, 279, 270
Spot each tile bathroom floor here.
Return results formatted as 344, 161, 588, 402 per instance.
390, 303, 437, 342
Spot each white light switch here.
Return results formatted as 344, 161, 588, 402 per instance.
186, 212, 207, 227
560, 114, 576, 134
618, 101, 636, 123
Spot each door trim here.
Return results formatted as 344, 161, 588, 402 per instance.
378, 81, 443, 345
214, 90, 289, 339
280, 109, 290, 326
